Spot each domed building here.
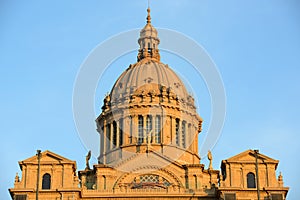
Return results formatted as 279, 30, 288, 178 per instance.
97, 8, 202, 169
9, 8, 289, 200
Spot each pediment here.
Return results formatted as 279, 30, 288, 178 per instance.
225, 149, 278, 164
20, 150, 76, 165
112, 150, 184, 173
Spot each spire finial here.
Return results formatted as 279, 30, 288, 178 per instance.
147, 7, 151, 24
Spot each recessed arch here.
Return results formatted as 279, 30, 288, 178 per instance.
42, 173, 51, 189
113, 165, 183, 189
247, 172, 256, 188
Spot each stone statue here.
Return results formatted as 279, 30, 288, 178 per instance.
208, 150, 213, 170
85, 150, 91, 170
14, 172, 19, 183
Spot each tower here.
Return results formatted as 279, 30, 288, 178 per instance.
96, 8, 203, 168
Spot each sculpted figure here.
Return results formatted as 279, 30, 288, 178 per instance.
85, 150, 91, 170
208, 150, 213, 170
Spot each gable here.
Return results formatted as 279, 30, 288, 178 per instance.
19, 150, 76, 167
113, 150, 184, 173
224, 149, 279, 165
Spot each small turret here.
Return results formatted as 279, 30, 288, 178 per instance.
137, 8, 160, 61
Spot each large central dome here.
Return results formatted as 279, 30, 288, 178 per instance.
110, 8, 193, 106
110, 59, 190, 103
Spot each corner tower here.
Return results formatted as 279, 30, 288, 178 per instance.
96, 8, 202, 168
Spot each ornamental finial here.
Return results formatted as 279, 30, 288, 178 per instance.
147, 8, 151, 24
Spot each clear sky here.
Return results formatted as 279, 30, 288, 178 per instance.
1, 1, 300, 199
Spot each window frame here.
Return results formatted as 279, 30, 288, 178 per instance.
42, 173, 51, 190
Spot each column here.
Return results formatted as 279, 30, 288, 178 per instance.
132, 115, 137, 144
187, 123, 191, 151
143, 115, 147, 143
96, 170, 102, 191
103, 120, 107, 155
192, 125, 197, 153
195, 124, 198, 153
152, 115, 156, 143
161, 115, 164, 144
171, 117, 176, 145
123, 116, 130, 145
178, 119, 182, 147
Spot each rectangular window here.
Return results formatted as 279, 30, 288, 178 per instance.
113, 121, 117, 146
130, 116, 133, 143
155, 116, 161, 143
271, 194, 283, 200
182, 121, 186, 148
175, 119, 180, 146
224, 193, 236, 200
138, 115, 144, 144
15, 195, 27, 200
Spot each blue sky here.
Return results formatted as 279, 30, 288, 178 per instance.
1, 1, 300, 199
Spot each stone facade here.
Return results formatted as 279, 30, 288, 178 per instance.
10, 151, 80, 200
218, 150, 289, 199
9, 8, 289, 200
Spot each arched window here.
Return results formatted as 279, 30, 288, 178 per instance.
146, 115, 152, 143
247, 172, 256, 188
175, 118, 180, 146
42, 173, 51, 189
181, 121, 186, 148
138, 115, 144, 144
155, 116, 161, 143
113, 121, 117, 146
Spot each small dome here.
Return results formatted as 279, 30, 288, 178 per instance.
139, 23, 158, 39
139, 8, 158, 38
110, 59, 190, 102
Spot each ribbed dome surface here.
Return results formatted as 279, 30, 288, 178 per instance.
140, 23, 158, 39
110, 59, 189, 101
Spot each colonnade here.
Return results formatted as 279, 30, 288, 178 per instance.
101, 115, 194, 154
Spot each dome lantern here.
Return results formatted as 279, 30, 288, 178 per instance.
137, 8, 160, 62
